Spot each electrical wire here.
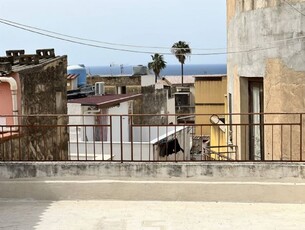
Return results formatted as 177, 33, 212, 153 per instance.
0, 17, 304, 56
0, 18, 226, 51
0, 17, 292, 53
282, 0, 305, 17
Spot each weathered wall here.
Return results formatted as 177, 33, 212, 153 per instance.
227, 0, 304, 23
227, 1, 305, 160
1, 162, 305, 180
88, 75, 141, 87
133, 86, 168, 125
19, 57, 67, 115
227, 0, 305, 109
87, 75, 168, 125
0, 56, 68, 160
1, 162, 305, 202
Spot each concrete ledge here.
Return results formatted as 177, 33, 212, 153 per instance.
1, 162, 305, 202
1, 179, 305, 203
1, 162, 305, 180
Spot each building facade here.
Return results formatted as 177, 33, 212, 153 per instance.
195, 74, 227, 136
227, 0, 305, 160
87, 74, 170, 125
0, 49, 68, 160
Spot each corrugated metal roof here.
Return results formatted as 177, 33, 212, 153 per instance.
68, 94, 142, 107
67, 74, 79, 80
194, 74, 227, 79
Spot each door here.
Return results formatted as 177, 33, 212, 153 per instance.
249, 80, 264, 160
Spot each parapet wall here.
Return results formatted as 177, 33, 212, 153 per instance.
1, 162, 305, 202
1, 162, 305, 180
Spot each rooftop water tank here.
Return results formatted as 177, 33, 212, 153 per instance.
67, 64, 86, 87
132, 65, 148, 75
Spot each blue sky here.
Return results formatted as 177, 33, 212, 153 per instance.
0, 0, 226, 66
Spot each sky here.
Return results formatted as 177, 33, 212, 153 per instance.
0, 0, 226, 66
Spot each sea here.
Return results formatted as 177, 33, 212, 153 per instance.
86, 64, 226, 76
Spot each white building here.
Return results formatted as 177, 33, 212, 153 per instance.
68, 94, 191, 161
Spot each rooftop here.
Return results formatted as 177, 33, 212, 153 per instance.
194, 74, 227, 79
68, 94, 142, 107
164, 75, 195, 85
0, 49, 65, 74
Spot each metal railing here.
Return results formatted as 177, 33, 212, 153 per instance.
0, 113, 304, 162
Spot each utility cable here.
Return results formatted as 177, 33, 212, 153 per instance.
0, 17, 305, 56
0, 18, 226, 51
282, 0, 305, 17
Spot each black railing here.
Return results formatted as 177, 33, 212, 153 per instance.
0, 113, 304, 162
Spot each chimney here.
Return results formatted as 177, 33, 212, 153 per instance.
36, 49, 55, 59
6, 50, 25, 65
19, 54, 39, 65
6, 50, 25, 58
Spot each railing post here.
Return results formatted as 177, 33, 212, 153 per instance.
130, 115, 134, 161
120, 115, 123, 163
76, 125, 79, 161
300, 113, 303, 161
110, 115, 113, 161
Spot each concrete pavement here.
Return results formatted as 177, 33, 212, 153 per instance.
1, 199, 305, 230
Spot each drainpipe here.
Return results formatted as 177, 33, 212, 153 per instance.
0, 77, 18, 131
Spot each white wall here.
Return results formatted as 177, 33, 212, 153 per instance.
68, 103, 83, 141
152, 127, 191, 161
132, 126, 178, 142
68, 126, 191, 161
108, 102, 129, 142
69, 141, 153, 161
167, 97, 176, 124
68, 101, 130, 143
141, 75, 155, 86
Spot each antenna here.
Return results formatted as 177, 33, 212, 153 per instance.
120, 64, 124, 75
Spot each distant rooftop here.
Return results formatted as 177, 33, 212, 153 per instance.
194, 74, 227, 79
164, 75, 195, 85
68, 94, 142, 108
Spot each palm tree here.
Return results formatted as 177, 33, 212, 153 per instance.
148, 53, 167, 83
171, 41, 191, 86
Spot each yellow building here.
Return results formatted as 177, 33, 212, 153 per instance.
194, 75, 230, 159
195, 75, 227, 136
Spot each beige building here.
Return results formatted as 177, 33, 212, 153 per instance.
194, 74, 227, 136
227, 0, 305, 160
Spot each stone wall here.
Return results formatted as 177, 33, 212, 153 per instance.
133, 86, 168, 125
87, 75, 141, 87
0, 56, 68, 161
227, 0, 305, 22
227, 1, 305, 160
87, 75, 169, 125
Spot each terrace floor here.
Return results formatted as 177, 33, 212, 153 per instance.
1, 199, 305, 230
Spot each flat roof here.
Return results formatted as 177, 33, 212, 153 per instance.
68, 94, 142, 107
164, 75, 195, 85
194, 74, 227, 78
0, 49, 66, 73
